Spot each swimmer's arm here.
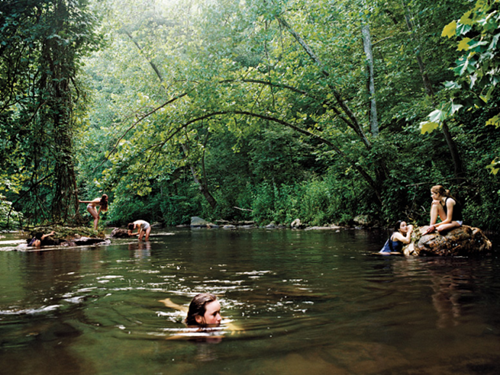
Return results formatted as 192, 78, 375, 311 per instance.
41, 231, 55, 240
393, 227, 413, 244
223, 318, 243, 333
159, 298, 188, 313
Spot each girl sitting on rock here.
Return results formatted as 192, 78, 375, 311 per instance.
425, 185, 463, 234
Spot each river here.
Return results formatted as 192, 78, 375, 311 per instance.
1, 228, 499, 374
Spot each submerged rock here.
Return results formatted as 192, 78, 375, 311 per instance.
110, 228, 133, 238
190, 216, 217, 228
403, 225, 492, 256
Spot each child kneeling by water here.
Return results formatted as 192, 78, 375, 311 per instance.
380, 221, 413, 255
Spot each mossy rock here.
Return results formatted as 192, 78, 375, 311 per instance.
403, 225, 493, 256
24, 225, 106, 242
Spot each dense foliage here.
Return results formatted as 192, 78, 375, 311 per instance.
0, 0, 99, 226
2, 0, 499, 230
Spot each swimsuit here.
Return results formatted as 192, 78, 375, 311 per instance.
380, 235, 403, 253
135, 220, 150, 230
441, 197, 463, 224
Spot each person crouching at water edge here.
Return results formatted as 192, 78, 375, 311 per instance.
380, 221, 413, 255
159, 293, 241, 338
128, 220, 151, 241
425, 185, 463, 234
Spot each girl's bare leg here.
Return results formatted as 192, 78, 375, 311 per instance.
87, 206, 99, 230
430, 200, 446, 225
437, 221, 461, 232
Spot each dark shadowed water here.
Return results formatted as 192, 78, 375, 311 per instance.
1, 228, 499, 375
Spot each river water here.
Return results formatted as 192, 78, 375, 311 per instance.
0, 228, 499, 374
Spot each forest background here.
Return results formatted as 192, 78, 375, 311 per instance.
1, 0, 499, 231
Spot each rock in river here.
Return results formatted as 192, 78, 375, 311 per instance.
403, 225, 492, 256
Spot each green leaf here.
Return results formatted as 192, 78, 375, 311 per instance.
459, 11, 473, 26
420, 121, 440, 134
459, 57, 470, 76
443, 81, 461, 89
480, 85, 495, 103
486, 115, 500, 128
453, 56, 467, 76
442, 21, 457, 38
489, 33, 500, 51
450, 103, 463, 115
429, 109, 445, 123
456, 23, 472, 35
457, 37, 471, 51
486, 160, 500, 175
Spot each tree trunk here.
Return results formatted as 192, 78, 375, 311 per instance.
180, 144, 217, 209
43, 0, 80, 224
362, 24, 379, 137
441, 120, 465, 178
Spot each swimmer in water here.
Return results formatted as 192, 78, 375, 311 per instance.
159, 293, 241, 334
379, 220, 413, 255
28, 230, 56, 248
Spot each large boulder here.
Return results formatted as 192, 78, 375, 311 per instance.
403, 225, 492, 256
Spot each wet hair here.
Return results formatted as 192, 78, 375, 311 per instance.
431, 185, 458, 203
394, 220, 404, 232
128, 223, 134, 230
185, 293, 218, 326
100, 194, 108, 212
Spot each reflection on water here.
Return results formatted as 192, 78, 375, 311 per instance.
0, 229, 499, 374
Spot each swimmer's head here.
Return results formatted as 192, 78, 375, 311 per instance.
29, 238, 41, 247
28, 235, 42, 248
395, 220, 408, 233
186, 293, 221, 327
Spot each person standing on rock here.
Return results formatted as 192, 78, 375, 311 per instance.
128, 220, 151, 241
79, 194, 108, 230
425, 185, 463, 234
380, 221, 413, 254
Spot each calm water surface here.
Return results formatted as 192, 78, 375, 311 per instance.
0, 228, 499, 374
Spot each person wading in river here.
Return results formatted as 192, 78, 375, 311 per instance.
128, 220, 152, 241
